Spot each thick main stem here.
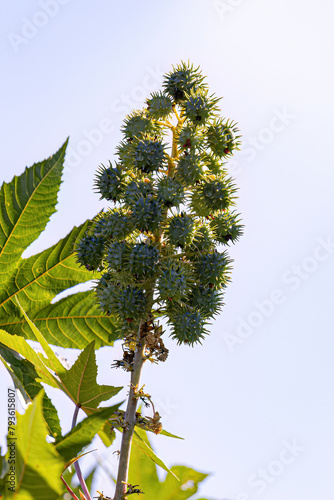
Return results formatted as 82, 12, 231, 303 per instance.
113, 332, 146, 500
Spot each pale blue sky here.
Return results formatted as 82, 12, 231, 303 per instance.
1, 1, 334, 499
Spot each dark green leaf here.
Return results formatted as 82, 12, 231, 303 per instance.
0, 140, 67, 277
55, 404, 121, 462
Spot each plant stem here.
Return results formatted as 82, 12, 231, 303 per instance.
72, 404, 92, 500
61, 475, 81, 500
113, 328, 146, 500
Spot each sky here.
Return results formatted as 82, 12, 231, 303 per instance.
1, 0, 334, 498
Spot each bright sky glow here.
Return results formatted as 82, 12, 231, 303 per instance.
1, 1, 334, 499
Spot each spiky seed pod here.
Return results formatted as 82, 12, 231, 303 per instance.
167, 213, 194, 248
169, 310, 207, 345
94, 162, 125, 202
194, 251, 230, 289
210, 211, 244, 244
107, 241, 129, 271
94, 210, 133, 241
130, 197, 162, 232
76, 234, 105, 271
157, 177, 184, 208
176, 153, 203, 185
96, 280, 147, 322
188, 286, 222, 318
178, 126, 204, 152
163, 61, 206, 103
157, 259, 189, 301
201, 153, 226, 175
123, 180, 155, 204
191, 176, 235, 215
186, 225, 215, 254
121, 111, 161, 139
117, 140, 135, 164
182, 89, 219, 125
146, 91, 173, 119
129, 243, 159, 278
124, 137, 167, 173
207, 119, 241, 157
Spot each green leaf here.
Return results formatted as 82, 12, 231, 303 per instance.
97, 421, 116, 447
0, 223, 119, 349
7, 291, 119, 349
0, 344, 62, 441
15, 297, 67, 378
3, 391, 64, 500
128, 429, 213, 500
55, 404, 121, 462
60, 340, 122, 411
0, 140, 67, 278
0, 142, 118, 350
132, 429, 178, 480
1, 307, 122, 413
158, 466, 208, 500
128, 428, 160, 494
0, 329, 59, 388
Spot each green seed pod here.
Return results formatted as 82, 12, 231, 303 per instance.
147, 91, 173, 119
129, 243, 159, 278
131, 197, 162, 232
163, 62, 205, 103
182, 89, 219, 125
207, 118, 241, 157
157, 259, 189, 301
169, 310, 207, 345
186, 225, 215, 254
191, 176, 235, 215
94, 162, 125, 202
76, 234, 105, 271
157, 176, 184, 208
210, 211, 244, 244
123, 179, 155, 204
178, 126, 204, 152
134, 138, 166, 173
201, 153, 226, 175
122, 111, 161, 139
190, 173, 237, 216
166, 213, 194, 248
194, 251, 231, 289
107, 241, 129, 271
188, 286, 222, 318
96, 279, 147, 322
94, 210, 133, 241
176, 153, 203, 185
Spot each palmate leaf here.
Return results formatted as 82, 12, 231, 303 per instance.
60, 341, 121, 411
0, 223, 119, 349
0, 141, 119, 349
0, 312, 122, 458
0, 141, 67, 279
4, 304, 122, 410
1, 292, 118, 349
3, 391, 65, 500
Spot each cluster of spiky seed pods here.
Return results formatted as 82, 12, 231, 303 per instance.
77, 62, 243, 346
